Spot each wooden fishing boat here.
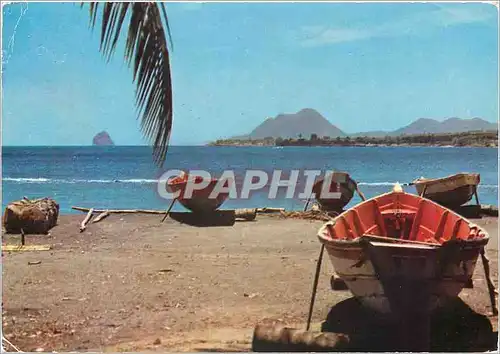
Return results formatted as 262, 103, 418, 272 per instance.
317, 185, 489, 317
166, 173, 230, 213
312, 172, 360, 212
412, 173, 480, 208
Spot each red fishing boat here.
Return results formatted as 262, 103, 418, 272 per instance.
317, 184, 489, 317
311, 171, 361, 212
166, 172, 230, 213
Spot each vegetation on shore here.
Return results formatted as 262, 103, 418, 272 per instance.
209, 130, 498, 147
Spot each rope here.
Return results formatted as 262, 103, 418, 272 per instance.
2, 336, 22, 352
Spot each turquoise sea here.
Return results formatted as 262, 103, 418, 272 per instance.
2, 146, 498, 214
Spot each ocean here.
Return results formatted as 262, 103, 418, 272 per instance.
2, 146, 498, 214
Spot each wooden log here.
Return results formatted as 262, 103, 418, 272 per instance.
256, 207, 285, 213
235, 208, 257, 221
481, 204, 498, 217
80, 208, 94, 232
72, 206, 169, 214
252, 323, 350, 352
92, 211, 110, 224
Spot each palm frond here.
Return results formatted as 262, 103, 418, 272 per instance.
83, 2, 173, 166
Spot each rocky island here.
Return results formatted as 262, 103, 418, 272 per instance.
92, 131, 114, 146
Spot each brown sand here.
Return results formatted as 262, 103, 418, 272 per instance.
2, 214, 498, 352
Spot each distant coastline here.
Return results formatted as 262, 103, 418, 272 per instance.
208, 130, 498, 148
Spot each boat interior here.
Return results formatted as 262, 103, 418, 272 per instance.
323, 191, 486, 245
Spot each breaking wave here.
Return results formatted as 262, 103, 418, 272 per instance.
358, 182, 498, 189
3, 177, 158, 184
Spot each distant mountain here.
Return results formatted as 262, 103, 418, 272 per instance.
92, 131, 114, 146
391, 117, 497, 135
244, 108, 345, 139
226, 111, 496, 141
349, 118, 497, 137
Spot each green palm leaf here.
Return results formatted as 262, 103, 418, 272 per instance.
83, 2, 173, 166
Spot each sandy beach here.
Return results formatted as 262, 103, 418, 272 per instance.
2, 213, 498, 352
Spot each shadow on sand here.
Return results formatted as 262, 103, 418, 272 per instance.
168, 210, 236, 227
321, 297, 497, 352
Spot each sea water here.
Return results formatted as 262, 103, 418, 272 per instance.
2, 146, 498, 214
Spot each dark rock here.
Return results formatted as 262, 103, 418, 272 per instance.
92, 131, 114, 146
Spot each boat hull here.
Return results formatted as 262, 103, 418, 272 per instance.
167, 175, 229, 213
414, 173, 480, 208
312, 172, 357, 212
317, 189, 489, 318
323, 239, 486, 316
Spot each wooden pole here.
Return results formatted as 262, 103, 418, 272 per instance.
306, 244, 325, 331
480, 247, 498, 315
79, 208, 94, 232
419, 185, 428, 197
354, 183, 366, 201
474, 189, 480, 206
20, 228, 25, 246
303, 192, 313, 212
161, 198, 177, 223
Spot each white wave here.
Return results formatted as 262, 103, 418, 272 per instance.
357, 182, 400, 186
3, 177, 158, 184
358, 182, 498, 189
3, 177, 51, 183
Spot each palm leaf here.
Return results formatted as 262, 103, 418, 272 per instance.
82, 2, 173, 166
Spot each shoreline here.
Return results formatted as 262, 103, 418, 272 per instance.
208, 143, 498, 148
2, 214, 498, 352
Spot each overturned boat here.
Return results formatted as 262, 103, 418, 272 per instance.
166, 172, 230, 213
412, 173, 480, 208
317, 184, 489, 317
311, 171, 363, 212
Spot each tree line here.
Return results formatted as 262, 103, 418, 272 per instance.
210, 130, 498, 147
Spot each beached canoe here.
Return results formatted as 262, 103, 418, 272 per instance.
412, 173, 480, 208
166, 173, 230, 213
311, 172, 359, 212
317, 185, 489, 317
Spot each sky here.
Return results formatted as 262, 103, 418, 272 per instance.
1, 1, 499, 146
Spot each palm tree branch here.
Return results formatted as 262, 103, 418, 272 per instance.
84, 2, 173, 166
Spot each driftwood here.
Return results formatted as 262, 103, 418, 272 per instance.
80, 208, 94, 232
72, 206, 168, 214
266, 209, 338, 221
92, 211, 110, 224
3, 197, 59, 234
235, 208, 257, 221
256, 207, 285, 213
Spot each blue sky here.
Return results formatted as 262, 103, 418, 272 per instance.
2, 2, 498, 146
